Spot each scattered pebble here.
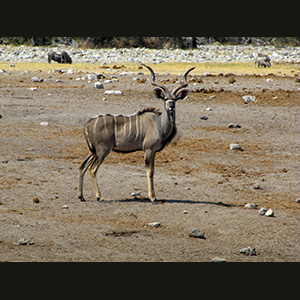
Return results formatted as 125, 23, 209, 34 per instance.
94, 82, 104, 89
227, 123, 241, 128
147, 222, 161, 227
212, 257, 227, 262
61, 205, 69, 209
253, 183, 262, 190
32, 197, 40, 203
18, 238, 34, 246
131, 192, 141, 197
240, 247, 257, 256
199, 115, 208, 120
40, 121, 49, 126
258, 207, 268, 215
31, 77, 43, 82
189, 229, 205, 239
243, 95, 257, 103
228, 77, 236, 84
104, 90, 124, 95
245, 203, 257, 209
28, 87, 37, 91
258, 207, 274, 217
265, 209, 274, 217
230, 143, 243, 151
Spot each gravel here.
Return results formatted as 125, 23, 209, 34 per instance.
1, 45, 300, 64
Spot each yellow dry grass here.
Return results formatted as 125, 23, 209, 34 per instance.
0, 61, 298, 76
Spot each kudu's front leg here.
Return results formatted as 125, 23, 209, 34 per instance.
144, 149, 156, 202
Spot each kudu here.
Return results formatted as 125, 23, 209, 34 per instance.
78, 64, 195, 202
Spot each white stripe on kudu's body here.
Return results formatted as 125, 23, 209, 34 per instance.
78, 64, 195, 202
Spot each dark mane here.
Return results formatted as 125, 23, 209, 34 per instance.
157, 121, 177, 152
137, 107, 162, 116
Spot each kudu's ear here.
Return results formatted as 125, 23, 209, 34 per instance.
175, 89, 190, 101
153, 88, 166, 100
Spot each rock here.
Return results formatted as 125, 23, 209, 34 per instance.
148, 222, 161, 227
253, 183, 262, 190
40, 121, 49, 126
67, 68, 74, 74
243, 95, 257, 103
206, 107, 212, 111
228, 77, 236, 84
18, 238, 34, 246
245, 203, 257, 209
94, 82, 104, 89
199, 115, 208, 120
87, 74, 97, 80
240, 247, 257, 256
212, 257, 227, 262
104, 90, 124, 95
32, 197, 40, 203
295, 198, 300, 203
258, 207, 268, 215
227, 123, 241, 128
31, 76, 43, 82
61, 205, 69, 209
119, 72, 134, 76
131, 192, 141, 197
265, 209, 274, 217
230, 143, 243, 151
28, 87, 37, 91
189, 229, 205, 239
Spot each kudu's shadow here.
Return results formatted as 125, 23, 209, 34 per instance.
99, 198, 241, 208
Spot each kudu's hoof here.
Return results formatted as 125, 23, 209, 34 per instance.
78, 196, 86, 202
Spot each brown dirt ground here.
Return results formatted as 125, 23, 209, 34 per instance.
0, 65, 300, 261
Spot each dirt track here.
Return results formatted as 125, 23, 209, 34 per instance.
0, 64, 300, 261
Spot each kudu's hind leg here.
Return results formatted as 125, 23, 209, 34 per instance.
89, 157, 102, 201
88, 148, 111, 201
78, 153, 95, 202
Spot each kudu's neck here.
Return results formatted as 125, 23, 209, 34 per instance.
160, 101, 176, 140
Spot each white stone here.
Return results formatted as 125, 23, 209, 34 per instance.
265, 209, 274, 217
148, 222, 161, 227
243, 95, 257, 103
94, 82, 104, 89
245, 203, 257, 209
104, 90, 124, 95
230, 143, 243, 151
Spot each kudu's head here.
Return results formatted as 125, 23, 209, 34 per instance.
141, 64, 195, 115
